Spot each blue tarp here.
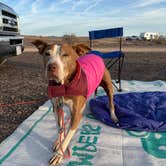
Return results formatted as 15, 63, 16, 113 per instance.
89, 92, 166, 132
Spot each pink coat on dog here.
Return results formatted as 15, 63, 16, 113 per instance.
78, 54, 105, 98
48, 54, 105, 99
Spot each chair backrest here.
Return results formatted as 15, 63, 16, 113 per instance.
89, 27, 123, 50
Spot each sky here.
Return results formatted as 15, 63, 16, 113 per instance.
1, 0, 166, 36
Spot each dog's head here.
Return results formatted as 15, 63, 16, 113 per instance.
32, 40, 80, 84
72, 44, 91, 56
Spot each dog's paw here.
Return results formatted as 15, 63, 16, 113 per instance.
53, 138, 60, 152
53, 133, 65, 152
49, 152, 63, 166
53, 140, 60, 152
111, 112, 118, 123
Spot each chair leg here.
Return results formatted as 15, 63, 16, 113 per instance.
106, 54, 124, 92
116, 55, 124, 91
118, 57, 121, 91
118, 55, 125, 91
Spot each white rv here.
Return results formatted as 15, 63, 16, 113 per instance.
140, 32, 160, 40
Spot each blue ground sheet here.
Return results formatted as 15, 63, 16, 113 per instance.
90, 92, 166, 132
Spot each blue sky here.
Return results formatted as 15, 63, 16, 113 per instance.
1, 0, 166, 36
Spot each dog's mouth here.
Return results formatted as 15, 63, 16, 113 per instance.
47, 69, 62, 83
46, 63, 60, 79
47, 71, 62, 85
48, 79, 62, 86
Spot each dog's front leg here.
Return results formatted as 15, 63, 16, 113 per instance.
50, 96, 86, 166
52, 98, 65, 152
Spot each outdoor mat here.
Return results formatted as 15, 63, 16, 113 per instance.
0, 80, 166, 166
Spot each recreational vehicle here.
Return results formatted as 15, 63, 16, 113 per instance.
140, 32, 160, 40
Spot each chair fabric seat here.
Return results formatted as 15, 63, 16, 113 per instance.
89, 50, 123, 58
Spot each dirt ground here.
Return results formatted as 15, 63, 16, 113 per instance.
0, 36, 166, 143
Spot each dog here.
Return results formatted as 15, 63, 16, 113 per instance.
32, 40, 118, 165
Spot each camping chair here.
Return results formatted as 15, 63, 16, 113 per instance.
89, 27, 125, 91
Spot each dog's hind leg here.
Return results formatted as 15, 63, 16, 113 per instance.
100, 69, 118, 123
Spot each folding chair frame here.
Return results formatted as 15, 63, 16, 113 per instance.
89, 27, 125, 91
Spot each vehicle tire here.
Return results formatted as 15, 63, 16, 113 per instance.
0, 58, 7, 65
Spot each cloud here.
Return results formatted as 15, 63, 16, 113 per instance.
135, 0, 166, 7
13, 0, 32, 10
48, 0, 74, 13
140, 7, 166, 18
71, 0, 86, 11
83, 0, 103, 13
31, 0, 42, 13
8, 0, 164, 36
60, 0, 73, 4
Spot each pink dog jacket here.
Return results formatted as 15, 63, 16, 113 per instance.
48, 54, 105, 99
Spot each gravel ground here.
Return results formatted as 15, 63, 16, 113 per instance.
0, 52, 48, 142
0, 45, 166, 143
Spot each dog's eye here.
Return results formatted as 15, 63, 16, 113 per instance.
45, 52, 50, 56
62, 53, 68, 57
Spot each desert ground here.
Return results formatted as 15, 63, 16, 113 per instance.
0, 36, 166, 142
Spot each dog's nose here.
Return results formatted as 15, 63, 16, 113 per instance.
48, 64, 56, 72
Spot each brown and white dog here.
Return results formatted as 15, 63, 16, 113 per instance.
32, 40, 118, 166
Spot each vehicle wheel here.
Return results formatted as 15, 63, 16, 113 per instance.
0, 58, 7, 65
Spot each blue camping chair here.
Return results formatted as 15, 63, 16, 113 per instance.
89, 27, 125, 91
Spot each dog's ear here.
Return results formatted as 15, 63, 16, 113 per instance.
72, 44, 91, 56
32, 40, 48, 54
